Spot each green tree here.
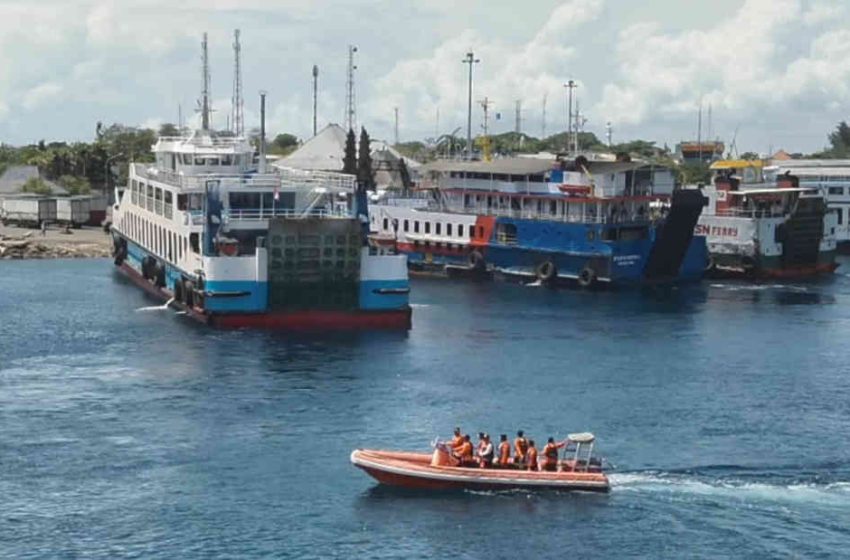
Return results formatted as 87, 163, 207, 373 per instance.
342, 128, 357, 175
680, 162, 711, 185
21, 177, 52, 195
739, 151, 760, 160
357, 128, 375, 191
158, 123, 180, 137
828, 121, 850, 155
271, 133, 298, 154
59, 175, 91, 195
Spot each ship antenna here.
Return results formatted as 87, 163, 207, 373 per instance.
345, 45, 358, 132
312, 64, 319, 136
200, 32, 212, 132
232, 29, 245, 137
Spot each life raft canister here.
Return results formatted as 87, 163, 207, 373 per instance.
536, 260, 557, 282
578, 265, 596, 288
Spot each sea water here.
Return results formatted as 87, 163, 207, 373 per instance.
1, 259, 849, 558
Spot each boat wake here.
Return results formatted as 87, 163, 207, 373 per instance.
609, 470, 850, 504
135, 298, 175, 312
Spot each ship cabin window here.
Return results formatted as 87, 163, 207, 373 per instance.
549, 200, 557, 215
425, 222, 431, 234
383, 218, 389, 230
838, 209, 844, 225
182, 154, 192, 165
464, 194, 471, 208
229, 192, 261, 211
221, 155, 233, 166
829, 187, 844, 195
414, 221, 420, 233
403, 219, 409, 232
194, 156, 205, 165
435, 223, 441, 235
458, 224, 464, 238
190, 233, 200, 254
189, 193, 204, 210
177, 194, 188, 211
146, 185, 154, 212
496, 223, 518, 245
164, 190, 173, 219
154, 187, 163, 215
447, 223, 453, 237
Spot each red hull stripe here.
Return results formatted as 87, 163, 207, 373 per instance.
116, 262, 411, 330
760, 263, 838, 279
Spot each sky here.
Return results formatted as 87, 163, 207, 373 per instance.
1, 0, 849, 155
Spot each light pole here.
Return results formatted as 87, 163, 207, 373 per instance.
564, 80, 576, 155
104, 152, 124, 198
462, 51, 480, 160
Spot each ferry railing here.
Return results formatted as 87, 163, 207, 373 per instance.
714, 208, 789, 218
185, 207, 351, 224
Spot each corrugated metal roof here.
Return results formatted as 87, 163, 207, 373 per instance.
421, 158, 555, 175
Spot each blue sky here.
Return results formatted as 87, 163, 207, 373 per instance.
1, 0, 849, 155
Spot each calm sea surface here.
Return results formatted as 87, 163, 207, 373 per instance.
2, 259, 850, 558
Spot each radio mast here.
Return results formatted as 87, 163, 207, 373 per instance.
231, 30, 244, 136
200, 33, 212, 131
345, 45, 358, 132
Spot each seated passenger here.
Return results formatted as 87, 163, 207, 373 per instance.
453, 434, 475, 467
477, 433, 494, 468
514, 430, 529, 467
526, 440, 538, 471
496, 434, 511, 468
476, 432, 486, 456
541, 437, 567, 472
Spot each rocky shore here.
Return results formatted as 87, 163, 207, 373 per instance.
0, 226, 112, 259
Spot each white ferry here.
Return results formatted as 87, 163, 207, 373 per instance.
698, 160, 837, 278
110, 129, 410, 329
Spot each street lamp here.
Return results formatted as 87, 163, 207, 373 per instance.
462, 52, 480, 160
104, 152, 124, 198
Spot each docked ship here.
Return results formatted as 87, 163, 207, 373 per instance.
369, 156, 708, 287
697, 160, 838, 278
108, 36, 410, 329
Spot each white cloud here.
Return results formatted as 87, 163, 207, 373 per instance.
21, 82, 63, 110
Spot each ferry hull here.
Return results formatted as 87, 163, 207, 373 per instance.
116, 261, 411, 331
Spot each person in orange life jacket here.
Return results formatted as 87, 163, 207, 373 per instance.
525, 440, 539, 471
477, 433, 494, 468
450, 427, 464, 450
514, 430, 529, 467
496, 434, 511, 467
541, 437, 568, 472
453, 434, 475, 467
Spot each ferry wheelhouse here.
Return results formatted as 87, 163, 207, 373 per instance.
109, 130, 411, 329
370, 156, 708, 287
698, 160, 837, 278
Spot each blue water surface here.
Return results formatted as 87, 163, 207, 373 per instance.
1, 259, 849, 559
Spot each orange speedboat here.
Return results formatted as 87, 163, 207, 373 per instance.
351, 433, 609, 492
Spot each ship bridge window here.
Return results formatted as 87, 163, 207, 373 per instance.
458, 224, 464, 238
435, 223, 441, 235
229, 192, 261, 211
190, 233, 200, 254
829, 187, 844, 195
425, 222, 431, 234
383, 218, 389, 230
447, 223, 453, 236
403, 219, 409, 232
414, 221, 420, 233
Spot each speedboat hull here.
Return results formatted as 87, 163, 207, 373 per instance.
351, 449, 610, 492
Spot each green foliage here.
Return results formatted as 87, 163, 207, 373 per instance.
357, 128, 375, 191
271, 133, 298, 152
739, 151, 760, 160
342, 129, 357, 175
680, 162, 711, 185
158, 123, 180, 137
21, 177, 52, 195
394, 141, 428, 162
59, 175, 91, 195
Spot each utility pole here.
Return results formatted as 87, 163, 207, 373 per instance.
697, 98, 703, 163
564, 80, 576, 154
541, 93, 547, 139
259, 92, 267, 173
345, 45, 358, 132
312, 64, 319, 136
515, 100, 522, 134
231, 29, 244, 136
394, 107, 399, 145
462, 51, 480, 160
200, 32, 211, 131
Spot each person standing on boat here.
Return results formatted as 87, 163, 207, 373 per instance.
496, 434, 511, 467
541, 437, 568, 472
477, 434, 494, 468
450, 427, 463, 450
526, 440, 539, 471
514, 430, 529, 467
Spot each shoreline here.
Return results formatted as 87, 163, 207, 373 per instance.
0, 224, 112, 260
